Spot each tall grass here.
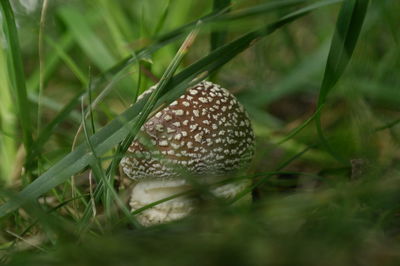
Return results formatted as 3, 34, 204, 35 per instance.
0, 0, 33, 156
0, 44, 16, 185
1, 0, 400, 265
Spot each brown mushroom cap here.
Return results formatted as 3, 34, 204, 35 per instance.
120, 81, 255, 181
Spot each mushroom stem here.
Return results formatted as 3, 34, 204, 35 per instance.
130, 179, 196, 226
130, 177, 250, 226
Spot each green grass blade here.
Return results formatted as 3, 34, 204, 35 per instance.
375, 118, 400, 132
57, 6, 116, 70
45, 36, 88, 86
210, 0, 231, 52
26, 92, 82, 164
318, 0, 370, 103
210, 0, 231, 80
0, 44, 16, 184
27, 33, 75, 92
219, 0, 307, 21
96, 0, 131, 57
0, 0, 33, 152
153, 0, 172, 36
315, 0, 370, 164
0, 0, 341, 218
80, 87, 140, 228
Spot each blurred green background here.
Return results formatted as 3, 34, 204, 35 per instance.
1, 0, 400, 265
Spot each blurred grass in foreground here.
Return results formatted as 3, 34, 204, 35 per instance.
5, 172, 400, 265
1, 0, 400, 265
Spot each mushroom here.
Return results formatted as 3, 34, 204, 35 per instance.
120, 81, 255, 226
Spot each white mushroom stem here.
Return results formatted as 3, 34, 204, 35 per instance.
130, 179, 196, 226
130, 177, 249, 226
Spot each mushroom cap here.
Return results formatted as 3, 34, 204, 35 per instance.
120, 81, 255, 180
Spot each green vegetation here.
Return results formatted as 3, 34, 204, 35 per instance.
0, 0, 399, 264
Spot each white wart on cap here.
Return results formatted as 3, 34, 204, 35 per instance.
120, 81, 255, 226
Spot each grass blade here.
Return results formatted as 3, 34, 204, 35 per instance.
80, 86, 140, 228
0, 0, 33, 152
45, 36, 88, 86
210, 0, 231, 51
315, 0, 370, 164
153, 0, 172, 36
57, 6, 116, 70
0, 44, 16, 184
210, 0, 231, 80
27, 32, 75, 92
319, 0, 370, 103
